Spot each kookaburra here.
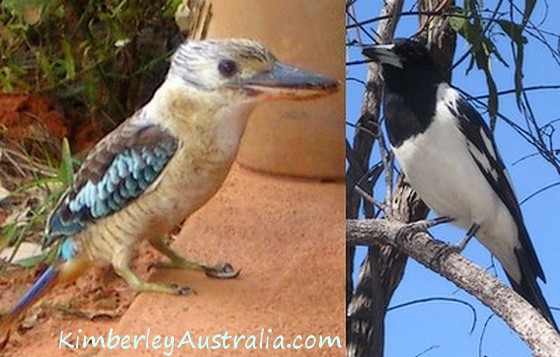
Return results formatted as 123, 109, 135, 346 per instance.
0, 38, 338, 343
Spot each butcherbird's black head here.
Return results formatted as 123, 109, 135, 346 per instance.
362, 39, 444, 90
362, 39, 447, 148
362, 38, 433, 68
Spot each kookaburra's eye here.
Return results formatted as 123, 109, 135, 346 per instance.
218, 59, 238, 78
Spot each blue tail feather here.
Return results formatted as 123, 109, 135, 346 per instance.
9, 265, 59, 319
2, 238, 75, 341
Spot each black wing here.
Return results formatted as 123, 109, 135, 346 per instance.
451, 95, 545, 280
450, 94, 558, 328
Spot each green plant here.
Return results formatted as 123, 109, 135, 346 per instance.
0, 0, 185, 270
0, 138, 77, 268
0, 0, 183, 127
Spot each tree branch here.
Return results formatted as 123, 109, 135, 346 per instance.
347, 218, 560, 356
345, 0, 404, 354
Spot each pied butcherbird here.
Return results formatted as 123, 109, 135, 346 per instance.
363, 39, 557, 329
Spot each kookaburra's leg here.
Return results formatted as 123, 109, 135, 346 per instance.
111, 246, 191, 295
148, 236, 239, 279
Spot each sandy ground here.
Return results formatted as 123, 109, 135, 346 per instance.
1, 164, 345, 356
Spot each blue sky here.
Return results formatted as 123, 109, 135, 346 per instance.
347, 1, 560, 356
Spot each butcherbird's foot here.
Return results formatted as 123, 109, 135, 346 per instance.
408, 216, 454, 231
450, 223, 480, 252
396, 216, 454, 241
404, 218, 478, 253
428, 222, 480, 255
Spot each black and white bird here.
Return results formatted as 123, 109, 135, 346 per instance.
362, 39, 557, 329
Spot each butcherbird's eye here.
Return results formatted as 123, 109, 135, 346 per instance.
218, 59, 238, 78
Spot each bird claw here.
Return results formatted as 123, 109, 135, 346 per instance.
397, 217, 454, 245
408, 217, 453, 231
445, 243, 464, 254
150, 259, 240, 279
429, 242, 463, 270
150, 261, 177, 270
170, 284, 194, 296
203, 262, 240, 279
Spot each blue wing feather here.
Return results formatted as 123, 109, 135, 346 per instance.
45, 117, 178, 246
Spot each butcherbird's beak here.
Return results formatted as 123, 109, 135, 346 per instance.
362, 44, 403, 68
235, 62, 339, 100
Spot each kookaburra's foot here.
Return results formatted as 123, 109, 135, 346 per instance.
202, 262, 239, 279
115, 262, 192, 295
134, 281, 192, 296
112, 248, 193, 295
154, 259, 240, 279
148, 237, 240, 279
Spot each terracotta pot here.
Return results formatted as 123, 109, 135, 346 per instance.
207, 0, 345, 180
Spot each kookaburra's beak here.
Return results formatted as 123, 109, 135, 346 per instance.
235, 62, 339, 100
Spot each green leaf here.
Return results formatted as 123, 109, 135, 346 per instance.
2, 0, 50, 8
484, 68, 499, 129
12, 253, 45, 268
60, 38, 75, 79
163, 0, 184, 18
496, 20, 528, 45
1, 0, 49, 25
45, 242, 60, 264
0, 68, 14, 92
0, 223, 18, 249
35, 50, 56, 84
1, 242, 46, 267
59, 137, 74, 186
513, 43, 525, 110
11, 177, 59, 196
448, 14, 467, 34
522, 0, 536, 27
496, 20, 527, 109
449, 4, 507, 125
15, 253, 47, 268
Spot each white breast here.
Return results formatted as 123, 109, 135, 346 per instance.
392, 85, 522, 279
212, 102, 255, 161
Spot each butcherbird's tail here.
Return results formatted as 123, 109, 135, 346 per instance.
506, 247, 558, 331
1, 257, 88, 349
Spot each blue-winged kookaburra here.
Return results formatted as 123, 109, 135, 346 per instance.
0, 38, 338, 342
